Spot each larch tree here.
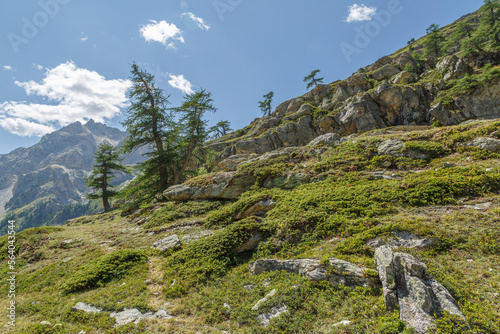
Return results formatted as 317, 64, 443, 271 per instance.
171, 89, 217, 185
258, 91, 274, 117
85, 143, 128, 212
303, 70, 324, 90
121, 63, 174, 192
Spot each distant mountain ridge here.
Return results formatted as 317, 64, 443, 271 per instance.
0, 120, 144, 234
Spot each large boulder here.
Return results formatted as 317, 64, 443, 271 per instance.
374, 247, 467, 334
249, 258, 380, 288
371, 64, 401, 81
436, 55, 472, 81
163, 172, 256, 201
152, 234, 181, 252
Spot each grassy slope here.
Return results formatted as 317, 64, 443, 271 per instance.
1, 119, 499, 333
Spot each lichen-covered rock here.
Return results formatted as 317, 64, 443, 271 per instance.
264, 173, 310, 189
377, 139, 405, 156
374, 247, 467, 334
152, 234, 181, 252
163, 172, 256, 201
436, 55, 472, 81
367, 231, 440, 251
390, 71, 419, 85
257, 305, 288, 327
236, 199, 276, 219
371, 64, 401, 81
307, 133, 345, 147
467, 137, 500, 153
218, 154, 255, 171
249, 258, 380, 288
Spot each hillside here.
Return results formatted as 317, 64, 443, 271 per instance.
0, 120, 145, 235
1, 4, 500, 334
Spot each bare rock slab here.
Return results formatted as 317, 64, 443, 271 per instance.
374, 246, 467, 334
152, 234, 181, 252
249, 258, 380, 288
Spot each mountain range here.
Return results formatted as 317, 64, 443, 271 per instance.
0, 120, 145, 235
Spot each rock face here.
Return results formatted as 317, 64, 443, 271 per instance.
207, 53, 499, 164
249, 258, 380, 288
0, 120, 146, 235
163, 172, 256, 201
307, 133, 345, 147
374, 247, 466, 334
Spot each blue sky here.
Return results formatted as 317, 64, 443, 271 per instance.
0, 0, 484, 154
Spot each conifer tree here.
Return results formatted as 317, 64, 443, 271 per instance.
303, 70, 324, 90
171, 89, 217, 184
423, 24, 445, 57
258, 91, 274, 116
85, 143, 128, 212
122, 63, 174, 192
479, 0, 500, 50
211, 120, 233, 138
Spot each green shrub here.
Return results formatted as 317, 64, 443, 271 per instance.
62, 249, 147, 294
145, 200, 222, 228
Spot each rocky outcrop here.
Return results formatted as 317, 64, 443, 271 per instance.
218, 154, 255, 171
374, 247, 467, 334
163, 172, 256, 201
436, 55, 472, 81
307, 133, 345, 147
249, 258, 380, 288
467, 137, 500, 153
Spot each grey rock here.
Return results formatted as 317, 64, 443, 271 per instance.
467, 137, 500, 153
333, 320, 352, 327
72, 302, 102, 314
264, 173, 310, 189
40, 321, 52, 325
367, 231, 440, 251
374, 247, 467, 334
436, 55, 471, 81
371, 64, 401, 81
307, 133, 345, 147
152, 235, 181, 252
235, 199, 276, 220
218, 154, 255, 171
377, 139, 405, 156
390, 71, 419, 85
110, 308, 171, 327
234, 233, 264, 253
257, 305, 288, 327
163, 172, 256, 201
395, 52, 419, 71
249, 258, 380, 288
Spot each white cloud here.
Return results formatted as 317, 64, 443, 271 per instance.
33, 64, 44, 70
80, 36, 88, 42
345, 4, 377, 23
0, 61, 132, 137
140, 20, 184, 48
0, 116, 55, 137
181, 12, 211, 30
3, 65, 13, 71
168, 74, 194, 95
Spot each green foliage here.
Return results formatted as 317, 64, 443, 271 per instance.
423, 24, 445, 57
210, 120, 233, 138
434, 64, 500, 107
0, 226, 63, 260
145, 200, 222, 228
85, 143, 128, 212
163, 217, 265, 295
402, 141, 451, 159
62, 309, 116, 330
62, 249, 147, 293
304, 69, 325, 90
258, 91, 274, 117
